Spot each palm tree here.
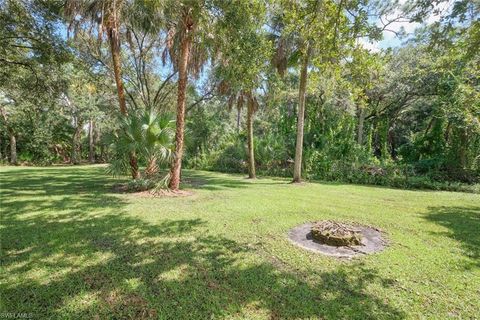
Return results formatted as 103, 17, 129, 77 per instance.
162, 2, 209, 190
212, 1, 268, 180
64, 0, 140, 178
108, 110, 174, 178
141, 111, 175, 178
220, 85, 259, 179
162, 0, 266, 189
168, 6, 193, 190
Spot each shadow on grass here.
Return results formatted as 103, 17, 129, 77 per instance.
1, 166, 405, 319
424, 206, 480, 269
0, 166, 125, 216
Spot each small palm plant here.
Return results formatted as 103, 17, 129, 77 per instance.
141, 111, 175, 178
108, 110, 174, 183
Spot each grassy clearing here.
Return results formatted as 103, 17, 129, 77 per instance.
1, 165, 479, 319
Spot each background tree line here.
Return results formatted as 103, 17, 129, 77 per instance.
0, 0, 478, 192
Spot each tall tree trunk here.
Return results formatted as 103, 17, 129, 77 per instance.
357, 106, 365, 145
71, 119, 82, 165
169, 21, 192, 191
388, 125, 397, 160
108, 28, 127, 115
247, 101, 256, 179
9, 133, 16, 165
145, 156, 158, 178
236, 108, 241, 133
129, 152, 140, 179
293, 44, 311, 183
107, 25, 140, 179
88, 119, 95, 164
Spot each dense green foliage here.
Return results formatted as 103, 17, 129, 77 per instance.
184, 41, 480, 192
0, 0, 478, 192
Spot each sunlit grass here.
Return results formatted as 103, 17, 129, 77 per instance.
1, 165, 479, 319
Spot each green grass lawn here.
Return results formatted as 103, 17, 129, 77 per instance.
1, 165, 479, 319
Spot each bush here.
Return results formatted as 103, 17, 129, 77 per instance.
186, 134, 247, 173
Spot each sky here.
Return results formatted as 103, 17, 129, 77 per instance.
359, 0, 454, 52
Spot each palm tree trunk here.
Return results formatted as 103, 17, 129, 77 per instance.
169, 27, 192, 191
293, 44, 311, 183
107, 26, 139, 179
247, 101, 256, 179
88, 119, 95, 163
108, 28, 127, 115
9, 133, 16, 165
129, 151, 140, 179
145, 156, 158, 178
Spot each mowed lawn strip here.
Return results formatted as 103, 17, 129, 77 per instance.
1, 165, 479, 319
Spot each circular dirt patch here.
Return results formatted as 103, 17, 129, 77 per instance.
288, 222, 386, 259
